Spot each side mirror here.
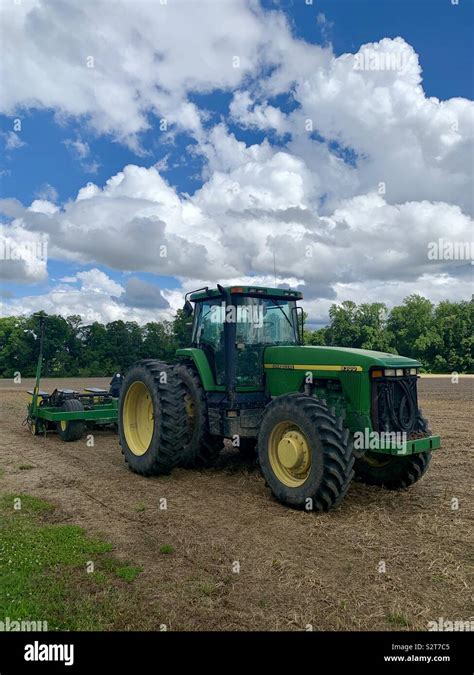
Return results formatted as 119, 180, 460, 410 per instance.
182, 300, 193, 317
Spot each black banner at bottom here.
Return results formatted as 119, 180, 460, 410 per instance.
0, 630, 471, 673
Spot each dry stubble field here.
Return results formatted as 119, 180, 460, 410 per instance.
0, 376, 472, 631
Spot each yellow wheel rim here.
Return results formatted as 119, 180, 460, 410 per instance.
268, 420, 311, 488
184, 392, 195, 419
60, 420, 67, 431
184, 392, 196, 441
123, 381, 154, 456
363, 453, 392, 468
31, 423, 36, 436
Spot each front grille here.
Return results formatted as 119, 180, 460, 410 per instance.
372, 376, 424, 435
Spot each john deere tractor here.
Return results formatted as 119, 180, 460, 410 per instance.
118, 285, 440, 511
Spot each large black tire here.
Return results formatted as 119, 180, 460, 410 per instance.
119, 360, 187, 476
258, 394, 354, 511
237, 437, 258, 457
174, 363, 223, 468
355, 409, 433, 489
354, 451, 432, 489
56, 399, 86, 442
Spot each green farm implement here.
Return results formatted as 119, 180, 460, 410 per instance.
26, 316, 120, 441
118, 285, 441, 512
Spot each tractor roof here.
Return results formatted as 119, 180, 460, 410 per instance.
189, 285, 303, 302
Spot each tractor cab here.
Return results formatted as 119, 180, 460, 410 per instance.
186, 285, 303, 389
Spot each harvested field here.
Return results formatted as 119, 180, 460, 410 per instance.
0, 376, 472, 631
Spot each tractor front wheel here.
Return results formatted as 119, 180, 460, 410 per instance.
258, 394, 354, 511
57, 399, 86, 442
354, 451, 432, 489
119, 360, 187, 475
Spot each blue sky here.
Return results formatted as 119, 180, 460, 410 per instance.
0, 0, 472, 324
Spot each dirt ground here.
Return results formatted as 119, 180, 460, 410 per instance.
0, 377, 472, 631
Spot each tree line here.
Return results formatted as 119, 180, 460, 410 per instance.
306, 295, 472, 373
0, 295, 471, 378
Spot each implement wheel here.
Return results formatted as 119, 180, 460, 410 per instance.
258, 394, 354, 511
119, 360, 187, 475
56, 399, 85, 442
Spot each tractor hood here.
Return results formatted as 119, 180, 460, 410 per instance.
264, 345, 421, 372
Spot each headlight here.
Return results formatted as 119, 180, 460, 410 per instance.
372, 367, 419, 378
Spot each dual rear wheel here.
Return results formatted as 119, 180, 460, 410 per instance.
119, 360, 222, 475
119, 360, 188, 475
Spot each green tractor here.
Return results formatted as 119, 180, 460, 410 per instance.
118, 285, 440, 511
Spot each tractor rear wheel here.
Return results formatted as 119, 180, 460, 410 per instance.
354, 451, 432, 489
237, 437, 257, 457
57, 399, 86, 442
119, 360, 187, 475
258, 394, 354, 511
174, 363, 223, 468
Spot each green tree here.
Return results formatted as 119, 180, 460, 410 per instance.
387, 295, 440, 365
142, 321, 176, 362
319, 301, 393, 351
78, 322, 111, 376
431, 299, 473, 372
304, 326, 328, 345
25, 313, 71, 376
172, 308, 193, 351
0, 316, 34, 377
104, 321, 143, 372
357, 303, 393, 351
326, 301, 361, 346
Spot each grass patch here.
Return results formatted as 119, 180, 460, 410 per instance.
115, 566, 143, 583
0, 493, 145, 630
134, 503, 146, 512
159, 544, 173, 554
1, 493, 54, 513
194, 581, 221, 597
387, 612, 410, 627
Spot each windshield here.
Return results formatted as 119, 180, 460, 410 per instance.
192, 296, 299, 347
234, 297, 298, 345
